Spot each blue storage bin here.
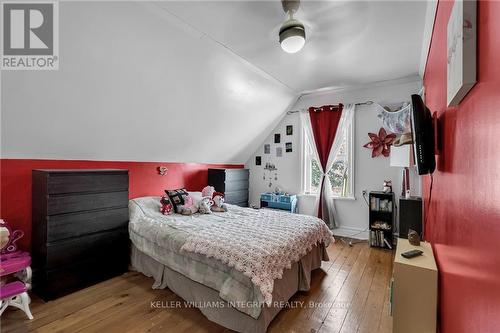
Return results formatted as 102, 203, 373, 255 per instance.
261, 194, 273, 201
280, 196, 290, 203
260, 193, 297, 213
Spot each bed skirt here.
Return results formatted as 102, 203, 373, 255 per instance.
131, 243, 329, 333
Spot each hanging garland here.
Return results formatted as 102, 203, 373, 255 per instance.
376, 102, 411, 134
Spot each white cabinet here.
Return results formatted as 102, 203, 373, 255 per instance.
392, 238, 438, 333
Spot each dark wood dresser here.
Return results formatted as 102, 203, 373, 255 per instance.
208, 168, 249, 207
32, 169, 129, 300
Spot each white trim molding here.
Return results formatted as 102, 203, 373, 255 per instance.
300, 75, 422, 98
419, 0, 438, 78
331, 226, 369, 241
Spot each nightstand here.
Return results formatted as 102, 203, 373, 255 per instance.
260, 193, 297, 213
391, 238, 437, 333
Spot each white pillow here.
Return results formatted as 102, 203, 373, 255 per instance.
188, 191, 203, 205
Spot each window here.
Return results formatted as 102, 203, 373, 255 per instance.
302, 121, 354, 198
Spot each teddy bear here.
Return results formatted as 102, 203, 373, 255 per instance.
202, 186, 215, 198
211, 192, 228, 212
177, 195, 199, 215
383, 180, 393, 193
198, 197, 214, 214
160, 195, 173, 215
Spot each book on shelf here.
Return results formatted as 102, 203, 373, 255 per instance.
369, 229, 392, 248
383, 238, 393, 249
369, 192, 394, 249
370, 197, 393, 212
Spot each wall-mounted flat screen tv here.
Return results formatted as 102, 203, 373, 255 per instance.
410, 94, 436, 175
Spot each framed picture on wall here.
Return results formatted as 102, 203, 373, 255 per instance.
255, 156, 261, 165
286, 125, 293, 135
285, 142, 292, 153
276, 147, 283, 157
274, 133, 281, 144
447, 0, 476, 106
264, 144, 270, 154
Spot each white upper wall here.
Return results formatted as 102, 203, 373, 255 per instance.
0, 2, 295, 164
246, 76, 423, 233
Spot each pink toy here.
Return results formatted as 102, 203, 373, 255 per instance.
202, 186, 215, 198
0, 219, 33, 320
0, 220, 23, 255
198, 197, 214, 214
160, 196, 173, 215
177, 196, 198, 215
183, 196, 194, 208
211, 192, 228, 212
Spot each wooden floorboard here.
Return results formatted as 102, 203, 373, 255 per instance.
1, 242, 393, 333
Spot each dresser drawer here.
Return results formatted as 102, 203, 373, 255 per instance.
47, 191, 128, 215
224, 169, 249, 181
225, 190, 248, 204
46, 228, 128, 268
39, 255, 129, 300
232, 200, 249, 207
208, 168, 249, 200
224, 179, 249, 192
47, 207, 129, 242
47, 172, 128, 194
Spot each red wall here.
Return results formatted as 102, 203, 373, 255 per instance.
0, 159, 242, 250
423, 1, 500, 332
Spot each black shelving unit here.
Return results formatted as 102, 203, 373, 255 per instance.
369, 191, 395, 249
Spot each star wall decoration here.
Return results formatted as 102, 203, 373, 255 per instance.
363, 127, 396, 158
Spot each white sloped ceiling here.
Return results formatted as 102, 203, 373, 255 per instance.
1, 1, 296, 164
157, 0, 428, 92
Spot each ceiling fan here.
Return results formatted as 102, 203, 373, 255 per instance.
279, 0, 306, 53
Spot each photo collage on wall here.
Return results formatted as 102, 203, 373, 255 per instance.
256, 125, 294, 165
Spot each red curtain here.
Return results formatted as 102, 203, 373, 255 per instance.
308, 104, 343, 219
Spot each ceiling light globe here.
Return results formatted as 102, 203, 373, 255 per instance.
279, 18, 306, 54
280, 35, 305, 53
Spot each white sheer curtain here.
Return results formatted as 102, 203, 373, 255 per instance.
301, 104, 355, 228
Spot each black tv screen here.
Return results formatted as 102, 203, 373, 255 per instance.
410, 94, 435, 175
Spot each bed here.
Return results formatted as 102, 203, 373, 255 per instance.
128, 195, 333, 333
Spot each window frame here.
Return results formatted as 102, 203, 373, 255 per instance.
301, 114, 355, 200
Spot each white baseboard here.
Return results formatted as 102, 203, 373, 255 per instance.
331, 226, 369, 240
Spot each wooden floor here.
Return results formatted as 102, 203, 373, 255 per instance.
1, 242, 393, 333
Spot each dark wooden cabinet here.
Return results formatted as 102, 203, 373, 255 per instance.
208, 168, 249, 207
368, 191, 395, 249
399, 197, 423, 239
32, 169, 129, 300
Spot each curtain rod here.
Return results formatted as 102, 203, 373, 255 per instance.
286, 100, 373, 115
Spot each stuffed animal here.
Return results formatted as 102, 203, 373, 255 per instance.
160, 195, 173, 215
177, 195, 198, 215
408, 229, 421, 246
202, 186, 215, 198
198, 197, 214, 214
383, 180, 393, 193
211, 192, 228, 212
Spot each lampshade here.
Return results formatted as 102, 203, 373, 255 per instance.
279, 18, 306, 53
390, 145, 411, 167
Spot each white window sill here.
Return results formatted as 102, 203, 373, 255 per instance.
298, 193, 356, 201
333, 196, 356, 201
298, 193, 317, 198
